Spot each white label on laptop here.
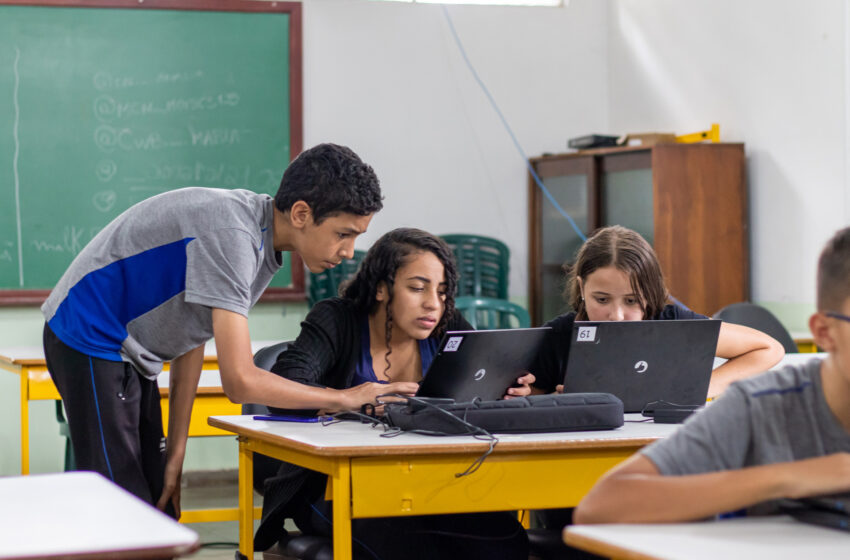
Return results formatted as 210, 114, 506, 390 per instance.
576, 326, 597, 342
443, 336, 464, 352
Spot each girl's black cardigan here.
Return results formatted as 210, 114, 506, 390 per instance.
254, 297, 471, 550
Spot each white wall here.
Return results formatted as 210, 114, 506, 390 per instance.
301, 0, 610, 296
607, 0, 848, 330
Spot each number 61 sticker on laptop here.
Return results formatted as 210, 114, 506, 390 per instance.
576, 326, 597, 342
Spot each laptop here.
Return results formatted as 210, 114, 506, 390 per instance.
416, 327, 551, 402
563, 319, 721, 413
782, 494, 850, 532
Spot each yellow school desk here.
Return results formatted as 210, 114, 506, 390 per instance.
0, 340, 278, 523
2, 471, 199, 559
564, 515, 850, 559
792, 331, 819, 353
209, 413, 679, 560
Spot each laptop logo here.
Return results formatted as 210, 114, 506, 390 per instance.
634, 361, 649, 374
474, 369, 486, 381
444, 336, 463, 352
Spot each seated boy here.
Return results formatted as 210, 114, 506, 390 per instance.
574, 226, 850, 524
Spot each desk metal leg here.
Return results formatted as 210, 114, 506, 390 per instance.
238, 437, 254, 559
331, 459, 352, 560
20, 370, 29, 475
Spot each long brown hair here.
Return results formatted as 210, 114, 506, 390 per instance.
341, 228, 458, 377
564, 226, 668, 320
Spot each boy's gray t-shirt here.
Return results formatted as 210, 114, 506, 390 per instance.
642, 358, 850, 510
42, 187, 282, 378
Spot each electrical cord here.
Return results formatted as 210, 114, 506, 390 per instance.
376, 394, 499, 478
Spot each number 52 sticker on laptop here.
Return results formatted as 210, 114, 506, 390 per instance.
443, 336, 464, 352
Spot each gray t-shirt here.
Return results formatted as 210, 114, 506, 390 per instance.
642, 358, 850, 512
42, 187, 282, 378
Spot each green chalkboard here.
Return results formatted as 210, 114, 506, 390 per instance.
0, 0, 303, 304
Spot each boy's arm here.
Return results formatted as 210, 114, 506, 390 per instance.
708, 322, 785, 397
574, 451, 850, 524
212, 308, 418, 410
156, 343, 205, 518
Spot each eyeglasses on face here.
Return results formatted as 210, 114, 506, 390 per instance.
825, 311, 850, 323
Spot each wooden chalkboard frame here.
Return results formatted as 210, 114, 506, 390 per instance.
0, 0, 304, 305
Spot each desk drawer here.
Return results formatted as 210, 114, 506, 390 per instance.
350, 448, 637, 518
161, 393, 242, 437
28, 368, 60, 400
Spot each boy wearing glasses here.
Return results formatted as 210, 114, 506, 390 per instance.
574, 227, 850, 524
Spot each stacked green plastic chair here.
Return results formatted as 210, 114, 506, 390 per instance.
454, 296, 530, 330
307, 250, 366, 307
440, 234, 509, 299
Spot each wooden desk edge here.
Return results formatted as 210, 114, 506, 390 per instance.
564, 527, 659, 560
208, 417, 663, 457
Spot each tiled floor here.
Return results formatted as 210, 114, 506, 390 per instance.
180, 474, 292, 560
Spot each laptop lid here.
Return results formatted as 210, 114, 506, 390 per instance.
417, 327, 551, 402
563, 319, 721, 413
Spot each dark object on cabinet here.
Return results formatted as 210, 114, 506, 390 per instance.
528, 144, 748, 325
567, 134, 620, 150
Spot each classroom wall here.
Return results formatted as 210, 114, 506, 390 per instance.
7, 0, 839, 476
299, 0, 610, 297
607, 0, 847, 332
0, 0, 610, 476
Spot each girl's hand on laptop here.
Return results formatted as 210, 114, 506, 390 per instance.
504, 372, 536, 399
555, 384, 564, 394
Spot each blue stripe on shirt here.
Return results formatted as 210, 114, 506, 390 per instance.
751, 381, 812, 398
48, 238, 194, 361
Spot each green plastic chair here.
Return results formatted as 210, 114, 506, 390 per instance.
440, 234, 509, 300
455, 296, 530, 330
307, 250, 366, 307
56, 401, 75, 471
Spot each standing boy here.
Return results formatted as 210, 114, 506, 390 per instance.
42, 143, 419, 517
574, 226, 850, 524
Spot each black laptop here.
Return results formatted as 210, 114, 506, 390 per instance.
563, 319, 721, 413
416, 327, 551, 402
782, 494, 850, 532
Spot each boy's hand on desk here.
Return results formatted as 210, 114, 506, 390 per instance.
504, 372, 536, 399
334, 381, 419, 412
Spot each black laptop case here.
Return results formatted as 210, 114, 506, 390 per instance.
385, 392, 624, 435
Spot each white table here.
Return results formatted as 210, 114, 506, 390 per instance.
0, 471, 199, 559
210, 413, 679, 559
564, 515, 850, 560
712, 351, 826, 371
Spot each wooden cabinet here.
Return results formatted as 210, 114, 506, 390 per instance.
528, 143, 748, 325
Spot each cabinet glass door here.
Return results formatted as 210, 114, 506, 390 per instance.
600, 152, 653, 245
531, 157, 595, 324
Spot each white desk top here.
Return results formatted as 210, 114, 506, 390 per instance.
209, 413, 679, 456
0, 339, 280, 364
564, 515, 850, 560
0, 340, 286, 390
772, 352, 826, 368
0, 472, 198, 559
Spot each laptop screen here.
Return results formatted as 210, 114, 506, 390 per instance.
563, 319, 721, 412
416, 327, 550, 402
